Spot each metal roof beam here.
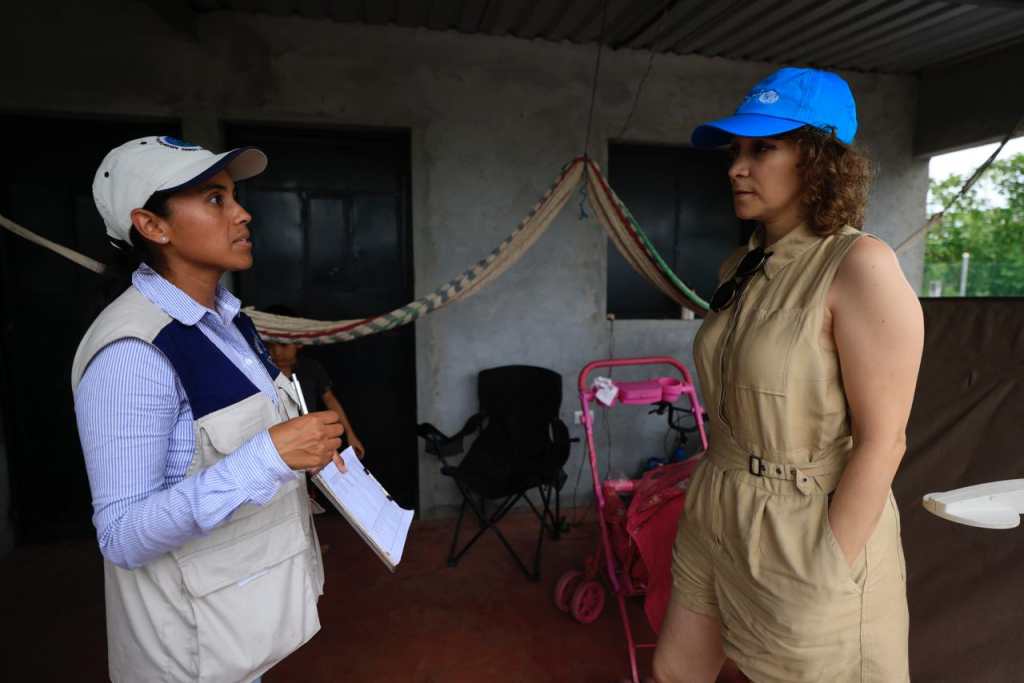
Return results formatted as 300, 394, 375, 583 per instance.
899, 22, 1024, 71
742, 0, 887, 62
325, 0, 361, 23
364, 0, 395, 24
570, 0, 639, 43
707, 0, 825, 58
621, 0, 705, 50
814, 2, 975, 68
859, 7, 1016, 69
782, 0, 921, 65
425, 0, 466, 30
603, 0, 669, 48
515, 0, 577, 38
291, 0, 330, 19
662, 0, 748, 53
686, 0, 788, 55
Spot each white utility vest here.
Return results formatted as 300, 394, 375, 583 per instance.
72, 288, 324, 683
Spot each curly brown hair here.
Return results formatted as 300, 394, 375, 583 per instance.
785, 126, 873, 236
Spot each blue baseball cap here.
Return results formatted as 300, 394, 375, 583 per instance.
691, 67, 857, 148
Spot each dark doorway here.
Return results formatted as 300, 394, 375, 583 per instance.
224, 124, 418, 510
607, 143, 754, 319
0, 115, 182, 543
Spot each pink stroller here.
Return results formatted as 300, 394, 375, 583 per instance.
553, 357, 708, 683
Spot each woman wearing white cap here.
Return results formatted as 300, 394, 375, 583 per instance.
652, 69, 923, 682
73, 136, 345, 682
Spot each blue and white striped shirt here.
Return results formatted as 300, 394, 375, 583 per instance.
75, 264, 296, 569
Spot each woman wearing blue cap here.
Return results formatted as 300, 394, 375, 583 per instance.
652, 68, 922, 682
73, 137, 345, 682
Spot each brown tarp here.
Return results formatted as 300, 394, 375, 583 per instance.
898, 298, 1024, 681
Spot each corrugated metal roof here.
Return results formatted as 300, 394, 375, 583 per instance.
190, 0, 1024, 74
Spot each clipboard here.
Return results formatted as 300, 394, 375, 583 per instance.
290, 374, 414, 572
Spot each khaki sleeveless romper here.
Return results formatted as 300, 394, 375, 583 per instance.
672, 224, 910, 682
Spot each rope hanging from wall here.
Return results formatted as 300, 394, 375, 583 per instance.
0, 156, 708, 344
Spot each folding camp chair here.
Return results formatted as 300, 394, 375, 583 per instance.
417, 365, 575, 580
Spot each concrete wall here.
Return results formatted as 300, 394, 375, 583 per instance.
1, 2, 928, 518
915, 41, 1024, 157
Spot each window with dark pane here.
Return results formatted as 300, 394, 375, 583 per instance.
607, 143, 754, 319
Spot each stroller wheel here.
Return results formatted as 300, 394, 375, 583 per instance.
554, 570, 583, 612
569, 580, 606, 624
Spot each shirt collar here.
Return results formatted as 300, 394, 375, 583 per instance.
132, 263, 241, 327
748, 222, 820, 280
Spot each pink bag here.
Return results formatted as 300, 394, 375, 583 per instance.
627, 458, 702, 632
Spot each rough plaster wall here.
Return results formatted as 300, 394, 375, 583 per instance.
0, 2, 927, 517
849, 72, 930, 289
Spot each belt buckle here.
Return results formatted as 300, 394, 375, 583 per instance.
749, 454, 764, 477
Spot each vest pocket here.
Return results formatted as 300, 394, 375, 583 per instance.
195, 393, 279, 462
175, 508, 319, 681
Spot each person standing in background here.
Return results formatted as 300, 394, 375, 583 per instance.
264, 304, 366, 460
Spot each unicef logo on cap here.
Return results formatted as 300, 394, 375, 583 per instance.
157, 136, 202, 151
757, 90, 780, 104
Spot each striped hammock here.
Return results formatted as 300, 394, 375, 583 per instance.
246, 157, 707, 344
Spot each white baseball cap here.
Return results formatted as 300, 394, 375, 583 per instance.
93, 135, 267, 244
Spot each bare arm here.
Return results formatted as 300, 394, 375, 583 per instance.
828, 237, 923, 564
323, 389, 364, 458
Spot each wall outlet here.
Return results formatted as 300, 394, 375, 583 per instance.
573, 410, 584, 424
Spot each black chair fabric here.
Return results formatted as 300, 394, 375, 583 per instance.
418, 365, 572, 580
455, 366, 570, 498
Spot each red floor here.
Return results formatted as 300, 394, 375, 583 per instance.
1, 510, 747, 682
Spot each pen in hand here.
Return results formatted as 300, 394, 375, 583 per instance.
288, 370, 348, 473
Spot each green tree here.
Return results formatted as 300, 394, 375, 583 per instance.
924, 152, 1024, 296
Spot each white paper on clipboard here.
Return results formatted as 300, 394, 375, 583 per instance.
290, 373, 413, 571
312, 447, 414, 571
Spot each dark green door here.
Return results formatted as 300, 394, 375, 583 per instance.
225, 125, 418, 510
607, 143, 754, 319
